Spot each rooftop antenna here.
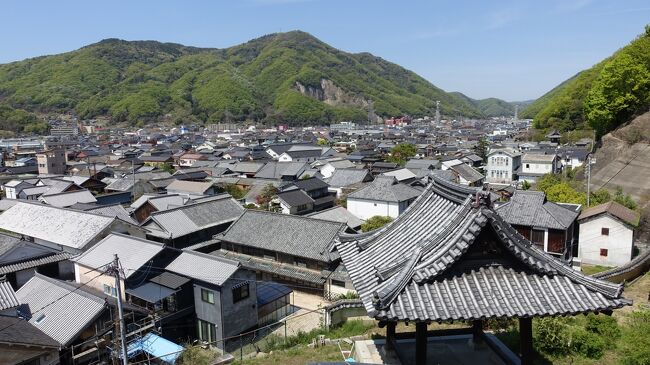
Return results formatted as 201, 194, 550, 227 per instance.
435, 101, 441, 124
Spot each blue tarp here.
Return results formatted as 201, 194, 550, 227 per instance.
126, 332, 183, 364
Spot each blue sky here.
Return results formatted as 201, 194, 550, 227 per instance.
1, 0, 649, 100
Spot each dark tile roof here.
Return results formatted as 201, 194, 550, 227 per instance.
219, 210, 344, 262
292, 177, 329, 192
0, 316, 59, 348
496, 190, 579, 230
148, 272, 191, 290
278, 189, 314, 207
337, 177, 629, 322
348, 176, 421, 203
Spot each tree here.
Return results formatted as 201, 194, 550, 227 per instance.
473, 137, 489, 162
521, 180, 531, 190
545, 182, 587, 205
585, 53, 650, 138
256, 184, 278, 208
361, 216, 393, 232
386, 143, 417, 166
614, 186, 637, 210
590, 188, 612, 206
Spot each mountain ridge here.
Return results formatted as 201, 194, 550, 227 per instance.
0, 31, 493, 132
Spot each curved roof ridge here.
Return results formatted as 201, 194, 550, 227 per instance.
485, 210, 624, 298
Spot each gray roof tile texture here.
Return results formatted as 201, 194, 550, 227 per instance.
337, 177, 629, 322
220, 210, 344, 262
348, 176, 421, 203
496, 190, 579, 230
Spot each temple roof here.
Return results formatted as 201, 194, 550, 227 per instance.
337, 177, 630, 322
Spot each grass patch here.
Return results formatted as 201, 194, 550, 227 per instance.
581, 264, 614, 276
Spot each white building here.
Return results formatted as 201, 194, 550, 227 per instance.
347, 176, 421, 220
486, 148, 521, 184
578, 201, 639, 267
518, 153, 560, 182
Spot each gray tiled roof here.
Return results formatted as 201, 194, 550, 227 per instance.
75, 233, 164, 279
0, 316, 59, 348
496, 190, 579, 230
143, 195, 244, 238
277, 189, 314, 207
39, 190, 97, 208
306, 206, 363, 229
85, 204, 138, 225
0, 202, 116, 250
16, 274, 105, 346
450, 163, 484, 183
327, 168, 372, 188
254, 162, 308, 179
165, 250, 239, 286
337, 176, 629, 322
219, 210, 344, 262
348, 176, 421, 203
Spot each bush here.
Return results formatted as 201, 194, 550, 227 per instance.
620, 310, 650, 365
585, 314, 620, 342
570, 327, 605, 359
533, 317, 571, 356
361, 216, 393, 232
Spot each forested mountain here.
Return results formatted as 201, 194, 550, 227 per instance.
450, 92, 520, 117
0, 31, 485, 133
521, 26, 650, 137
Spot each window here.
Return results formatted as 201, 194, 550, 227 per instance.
197, 319, 216, 343
332, 279, 346, 288
34, 314, 46, 324
531, 229, 545, 246
600, 248, 608, 257
103, 284, 117, 297
526, 164, 530, 169
201, 288, 215, 304
601, 227, 609, 236
233, 283, 250, 303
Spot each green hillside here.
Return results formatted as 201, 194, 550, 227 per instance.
0, 31, 484, 133
521, 25, 650, 137
450, 92, 516, 117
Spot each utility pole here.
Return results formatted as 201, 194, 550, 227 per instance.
108, 254, 128, 365
586, 155, 591, 208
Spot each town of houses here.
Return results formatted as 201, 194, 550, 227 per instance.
0, 115, 642, 365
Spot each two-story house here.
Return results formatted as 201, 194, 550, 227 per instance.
347, 176, 421, 220
486, 148, 522, 184
577, 201, 640, 267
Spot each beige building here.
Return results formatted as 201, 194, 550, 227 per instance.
36, 148, 67, 175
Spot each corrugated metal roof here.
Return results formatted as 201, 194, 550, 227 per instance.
75, 233, 164, 279
0, 202, 116, 250
165, 180, 214, 195
0, 281, 19, 310
0, 251, 77, 275
165, 251, 239, 286
15, 274, 105, 346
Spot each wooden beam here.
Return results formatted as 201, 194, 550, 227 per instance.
385, 321, 396, 351
519, 317, 533, 365
472, 320, 483, 342
415, 322, 427, 365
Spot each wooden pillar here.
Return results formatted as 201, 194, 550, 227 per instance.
415, 322, 427, 365
385, 321, 396, 351
519, 317, 533, 365
472, 320, 483, 342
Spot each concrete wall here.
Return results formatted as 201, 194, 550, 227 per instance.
347, 198, 399, 220
486, 153, 520, 183
75, 263, 125, 300
579, 215, 634, 267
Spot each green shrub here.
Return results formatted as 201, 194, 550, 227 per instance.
533, 317, 571, 356
620, 310, 650, 365
570, 327, 605, 359
585, 314, 620, 341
